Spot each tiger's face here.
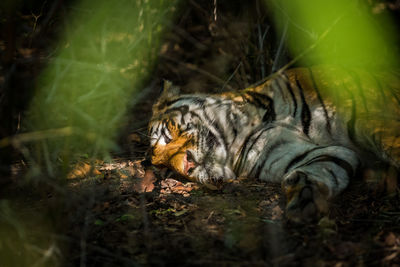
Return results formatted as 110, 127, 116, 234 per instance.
149, 106, 198, 179
149, 83, 237, 186
149, 98, 237, 187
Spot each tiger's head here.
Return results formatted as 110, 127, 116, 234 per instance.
148, 81, 238, 188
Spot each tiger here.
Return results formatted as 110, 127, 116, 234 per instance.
148, 65, 400, 222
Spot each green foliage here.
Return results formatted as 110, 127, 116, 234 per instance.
0, 200, 59, 267
115, 214, 135, 222
266, 0, 398, 68
26, 0, 178, 177
94, 219, 105, 225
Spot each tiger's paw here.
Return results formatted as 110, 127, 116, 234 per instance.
282, 171, 329, 223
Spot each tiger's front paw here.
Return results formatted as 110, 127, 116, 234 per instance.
282, 171, 329, 223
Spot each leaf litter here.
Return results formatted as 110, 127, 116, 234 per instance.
56, 155, 400, 266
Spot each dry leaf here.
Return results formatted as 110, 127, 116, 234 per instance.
127, 133, 141, 143
385, 232, 397, 247
385, 167, 398, 195
133, 169, 156, 193
271, 205, 283, 220
383, 251, 400, 262
67, 162, 101, 179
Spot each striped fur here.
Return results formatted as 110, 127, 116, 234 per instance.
149, 66, 400, 221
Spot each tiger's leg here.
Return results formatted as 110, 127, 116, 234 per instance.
281, 146, 359, 222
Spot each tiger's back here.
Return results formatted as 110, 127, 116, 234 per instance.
244, 66, 400, 165
290, 66, 400, 167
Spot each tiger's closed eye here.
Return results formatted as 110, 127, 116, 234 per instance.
186, 150, 194, 162
161, 127, 172, 144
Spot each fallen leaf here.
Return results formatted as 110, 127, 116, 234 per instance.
383, 251, 400, 262
159, 178, 197, 197
271, 205, 283, 220
318, 216, 337, 232
172, 185, 189, 191
334, 262, 344, 267
133, 169, 156, 192
258, 200, 271, 208
116, 166, 136, 179
67, 162, 101, 179
333, 242, 358, 260
174, 209, 188, 217
127, 133, 141, 143
385, 232, 397, 247
385, 167, 398, 195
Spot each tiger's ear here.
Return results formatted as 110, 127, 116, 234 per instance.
159, 80, 180, 100
153, 80, 180, 113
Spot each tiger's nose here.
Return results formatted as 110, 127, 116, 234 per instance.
184, 150, 196, 175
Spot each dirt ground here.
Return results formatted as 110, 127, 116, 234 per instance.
2, 154, 400, 266
64, 157, 400, 266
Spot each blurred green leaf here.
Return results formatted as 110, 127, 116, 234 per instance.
26, 0, 179, 177
94, 219, 105, 226
116, 214, 135, 222
266, 0, 398, 68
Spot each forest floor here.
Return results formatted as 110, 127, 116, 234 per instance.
64, 146, 400, 266
3, 140, 400, 266
62, 155, 400, 266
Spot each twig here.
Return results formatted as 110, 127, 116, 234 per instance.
80, 188, 96, 267
257, 24, 269, 78
30, 243, 59, 267
140, 193, 152, 254
160, 54, 232, 90
29, 1, 47, 48
348, 218, 393, 223
189, 0, 209, 17
0, 127, 74, 148
256, 0, 270, 78
248, 14, 343, 89
221, 62, 242, 91
40, 0, 63, 30
271, 19, 288, 73
173, 26, 208, 51
213, 0, 217, 21
276, 15, 343, 74
271, 0, 317, 39
42, 140, 54, 177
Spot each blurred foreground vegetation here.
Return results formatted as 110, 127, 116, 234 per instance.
25, 0, 178, 179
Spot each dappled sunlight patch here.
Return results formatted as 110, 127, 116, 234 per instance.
66, 159, 147, 192
372, 231, 400, 264
133, 169, 156, 193
99, 160, 144, 180
382, 232, 400, 262
160, 178, 199, 198
67, 161, 102, 179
